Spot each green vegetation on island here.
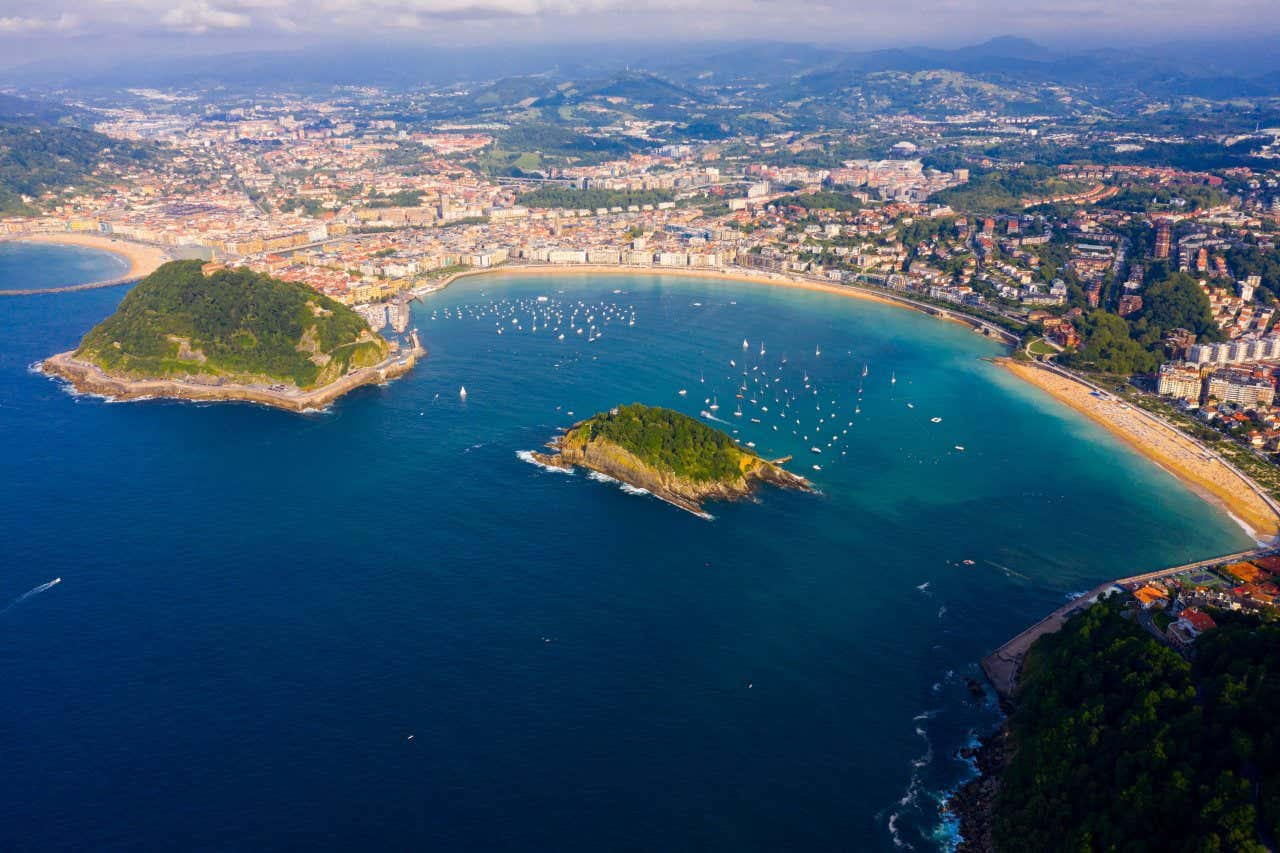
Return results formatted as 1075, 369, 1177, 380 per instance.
569, 404, 753, 483
993, 598, 1280, 852
73, 260, 388, 389
534, 404, 812, 515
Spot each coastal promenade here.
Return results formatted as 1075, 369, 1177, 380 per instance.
981, 544, 1271, 700
1038, 360, 1280, 522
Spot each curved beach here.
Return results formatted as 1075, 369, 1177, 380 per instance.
2, 252, 1257, 852
1, 232, 169, 294
1003, 359, 1280, 540
426, 262, 1018, 344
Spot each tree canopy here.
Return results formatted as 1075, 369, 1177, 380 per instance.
995, 599, 1272, 852
573, 404, 752, 483
1133, 271, 1222, 343
76, 260, 386, 388
0, 123, 154, 214
1061, 310, 1158, 374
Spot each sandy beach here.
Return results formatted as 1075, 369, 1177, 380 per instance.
1003, 359, 1280, 540
6, 232, 169, 285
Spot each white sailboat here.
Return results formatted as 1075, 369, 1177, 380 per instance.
459, 386, 468, 400
709, 396, 720, 411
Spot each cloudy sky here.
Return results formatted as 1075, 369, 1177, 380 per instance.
1, 0, 1277, 69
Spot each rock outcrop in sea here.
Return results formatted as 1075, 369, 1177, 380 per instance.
532, 405, 813, 515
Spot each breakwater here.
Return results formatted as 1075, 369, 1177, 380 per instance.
981, 545, 1271, 700
0, 273, 144, 296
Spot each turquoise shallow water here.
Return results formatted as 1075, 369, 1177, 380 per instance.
0, 249, 1253, 851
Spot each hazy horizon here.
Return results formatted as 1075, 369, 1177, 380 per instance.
2, 0, 1278, 74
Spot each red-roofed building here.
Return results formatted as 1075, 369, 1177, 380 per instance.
1252, 555, 1280, 575
1168, 607, 1217, 647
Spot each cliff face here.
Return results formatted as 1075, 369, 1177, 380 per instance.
40, 345, 419, 413
534, 423, 812, 515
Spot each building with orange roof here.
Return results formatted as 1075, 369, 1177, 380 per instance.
1133, 585, 1168, 609
1223, 562, 1267, 584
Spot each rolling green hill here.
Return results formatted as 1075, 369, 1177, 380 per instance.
0, 123, 154, 215
74, 260, 388, 389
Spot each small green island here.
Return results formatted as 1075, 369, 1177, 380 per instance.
41, 260, 422, 411
532, 404, 813, 516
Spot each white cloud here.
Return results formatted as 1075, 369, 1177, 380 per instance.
0, 12, 79, 33
161, 0, 252, 33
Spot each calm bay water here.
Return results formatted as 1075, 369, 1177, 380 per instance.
0, 240, 129, 290
0, 247, 1252, 851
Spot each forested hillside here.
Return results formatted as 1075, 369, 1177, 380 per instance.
0, 123, 154, 214
75, 261, 387, 388
994, 598, 1280, 852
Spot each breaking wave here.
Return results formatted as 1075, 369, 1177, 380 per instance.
515, 450, 573, 474
587, 471, 650, 495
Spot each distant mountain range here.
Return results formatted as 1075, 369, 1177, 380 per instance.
6, 36, 1280, 96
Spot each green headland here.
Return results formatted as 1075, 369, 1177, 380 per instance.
41, 260, 420, 411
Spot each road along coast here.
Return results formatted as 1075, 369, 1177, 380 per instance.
40, 343, 423, 413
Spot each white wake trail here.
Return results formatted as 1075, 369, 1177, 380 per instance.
1, 577, 61, 615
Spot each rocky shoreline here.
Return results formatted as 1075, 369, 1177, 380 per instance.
40, 347, 423, 413
948, 723, 1010, 853
531, 425, 813, 516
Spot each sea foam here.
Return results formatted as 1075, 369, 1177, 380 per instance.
516, 450, 574, 475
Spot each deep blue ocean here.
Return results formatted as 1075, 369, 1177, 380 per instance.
0, 246, 1252, 851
